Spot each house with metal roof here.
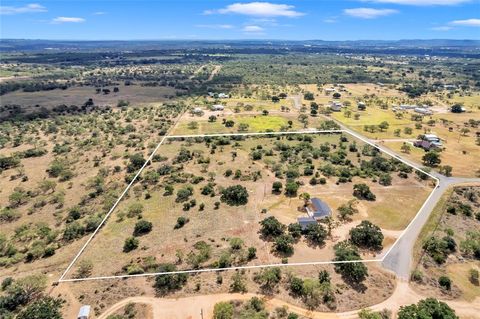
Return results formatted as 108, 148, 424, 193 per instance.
308, 198, 332, 220
297, 216, 317, 230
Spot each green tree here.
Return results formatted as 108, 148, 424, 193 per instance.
285, 181, 299, 197
260, 216, 285, 238
333, 241, 368, 283
213, 302, 234, 319
272, 181, 283, 193
220, 185, 249, 206
422, 151, 441, 167
353, 183, 376, 201
349, 220, 384, 250
398, 298, 458, 319
16, 296, 63, 319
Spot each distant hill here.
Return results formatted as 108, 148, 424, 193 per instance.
1, 39, 479, 56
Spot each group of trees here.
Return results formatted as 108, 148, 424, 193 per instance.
0, 275, 63, 319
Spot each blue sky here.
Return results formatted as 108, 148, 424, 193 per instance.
1, 1, 479, 40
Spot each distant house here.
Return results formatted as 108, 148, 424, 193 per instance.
211, 104, 225, 111
423, 134, 442, 147
414, 107, 433, 115
400, 104, 417, 110
357, 102, 366, 110
308, 198, 332, 220
329, 101, 343, 112
414, 140, 438, 151
192, 107, 203, 114
297, 216, 317, 230
443, 84, 456, 90
218, 93, 229, 99
325, 88, 336, 94
77, 305, 91, 319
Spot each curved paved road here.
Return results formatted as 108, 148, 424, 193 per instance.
320, 115, 480, 279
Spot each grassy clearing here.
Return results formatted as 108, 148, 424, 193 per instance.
446, 262, 480, 302
413, 187, 453, 264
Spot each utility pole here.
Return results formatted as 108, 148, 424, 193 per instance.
200, 308, 204, 319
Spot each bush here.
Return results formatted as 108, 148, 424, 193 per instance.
438, 276, 452, 290
469, 268, 479, 285
133, 220, 153, 236
411, 270, 423, 283
174, 216, 189, 229
123, 237, 139, 252
153, 263, 188, 295
213, 302, 234, 319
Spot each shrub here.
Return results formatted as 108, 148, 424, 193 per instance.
123, 237, 139, 252
213, 302, 234, 319
468, 268, 479, 285
174, 216, 189, 229
153, 263, 188, 295
133, 220, 153, 236
438, 276, 452, 290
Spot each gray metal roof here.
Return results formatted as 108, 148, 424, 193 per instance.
311, 198, 331, 218
297, 216, 317, 229
78, 305, 91, 318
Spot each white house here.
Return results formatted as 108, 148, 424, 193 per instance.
192, 107, 203, 115
212, 104, 225, 111
218, 93, 229, 99
414, 107, 433, 115
329, 101, 343, 112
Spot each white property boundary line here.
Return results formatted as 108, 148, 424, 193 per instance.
57, 129, 439, 283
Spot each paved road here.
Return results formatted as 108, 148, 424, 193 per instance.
318, 115, 480, 279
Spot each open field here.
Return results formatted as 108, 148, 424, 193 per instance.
64, 132, 433, 280
412, 185, 480, 302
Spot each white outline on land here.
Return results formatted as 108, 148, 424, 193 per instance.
57, 129, 439, 283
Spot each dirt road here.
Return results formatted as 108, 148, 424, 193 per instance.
96, 280, 480, 319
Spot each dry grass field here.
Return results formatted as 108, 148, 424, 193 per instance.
412, 185, 480, 302
66, 133, 433, 279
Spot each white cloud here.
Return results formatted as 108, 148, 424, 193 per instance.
195, 24, 234, 29
51, 17, 85, 24
323, 18, 338, 23
0, 3, 46, 15
363, 0, 470, 5
93, 11, 106, 15
450, 18, 480, 26
242, 25, 264, 32
431, 26, 453, 30
344, 8, 398, 19
205, 2, 303, 17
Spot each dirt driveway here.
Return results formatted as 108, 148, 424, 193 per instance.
96, 280, 480, 319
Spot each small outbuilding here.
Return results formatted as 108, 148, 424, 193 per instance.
77, 305, 91, 319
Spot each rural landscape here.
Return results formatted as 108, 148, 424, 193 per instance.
1, 1, 480, 318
